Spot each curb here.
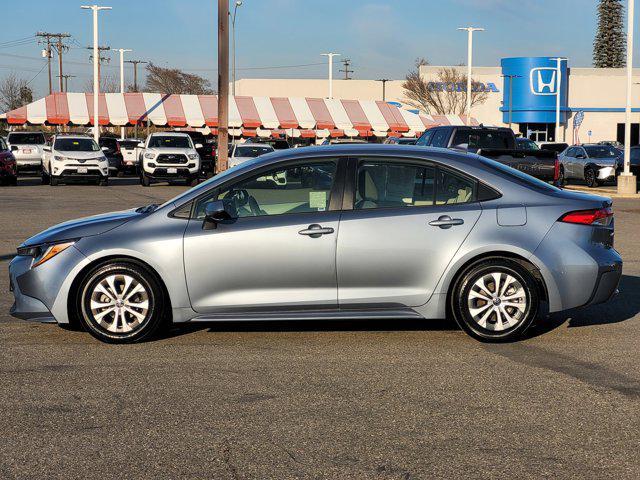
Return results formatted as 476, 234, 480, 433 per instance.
564, 186, 640, 199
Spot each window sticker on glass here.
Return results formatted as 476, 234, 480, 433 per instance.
73, 141, 79, 145
309, 191, 327, 210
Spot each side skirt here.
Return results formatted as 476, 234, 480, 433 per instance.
188, 308, 424, 322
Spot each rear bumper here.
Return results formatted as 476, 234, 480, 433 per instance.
586, 261, 622, 306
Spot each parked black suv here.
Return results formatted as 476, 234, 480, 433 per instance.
182, 131, 215, 177
98, 136, 124, 177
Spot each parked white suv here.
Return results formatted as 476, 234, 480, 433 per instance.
7, 131, 46, 172
228, 143, 275, 169
42, 134, 109, 186
139, 132, 201, 186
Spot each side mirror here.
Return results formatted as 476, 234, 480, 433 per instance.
195, 143, 203, 149
203, 200, 235, 230
101, 146, 109, 152
42, 146, 51, 152
137, 142, 145, 148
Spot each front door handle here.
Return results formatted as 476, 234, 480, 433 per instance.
298, 224, 335, 238
429, 215, 464, 229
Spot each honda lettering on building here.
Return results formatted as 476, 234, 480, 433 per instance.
427, 82, 500, 93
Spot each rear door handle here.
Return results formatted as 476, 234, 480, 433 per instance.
429, 215, 464, 229
298, 224, 335, 238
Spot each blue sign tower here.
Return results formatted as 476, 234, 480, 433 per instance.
500, 57, 569, 125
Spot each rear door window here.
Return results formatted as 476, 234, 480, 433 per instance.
416, 129, 435, 146
430, 129, 450, 148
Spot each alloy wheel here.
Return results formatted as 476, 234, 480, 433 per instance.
466, 272, 528, 332
88, 273, 150, 334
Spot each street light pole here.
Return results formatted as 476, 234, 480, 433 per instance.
376, 79, 390, 101
321, 52, 340, 99
231, 0, 242, 96
501, 74, 521, 130
81, 5, 111, 143
458, 27, 484, 122
550, 57, 567, 143
116, 48, 132, 139
620, 0, 638, 194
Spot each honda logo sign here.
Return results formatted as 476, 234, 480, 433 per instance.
530, 67, 558, 96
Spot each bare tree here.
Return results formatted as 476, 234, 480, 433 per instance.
402, 61, 489, 115
144, 63, 214, 94
83, 74, 120, 93
0, 73, 33, 112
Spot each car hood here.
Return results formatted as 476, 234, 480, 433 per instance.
22, 209, 139, 247
146, 148, 197, 155
57, 150, 105, 160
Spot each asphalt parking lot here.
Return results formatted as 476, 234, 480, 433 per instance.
0, 176, 639, 479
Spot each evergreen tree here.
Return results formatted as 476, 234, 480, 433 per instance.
593, 0, 626, 68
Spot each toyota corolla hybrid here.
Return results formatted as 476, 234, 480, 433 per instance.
9, 145, 622, 343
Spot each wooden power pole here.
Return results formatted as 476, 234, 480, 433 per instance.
125, 59, 147, 92
37, 32, 70, 94
217, 0, 229, 173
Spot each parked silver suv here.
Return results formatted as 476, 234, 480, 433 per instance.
9, 145, 622, 344
558, 144, 621, 188
7, 131, 46, 172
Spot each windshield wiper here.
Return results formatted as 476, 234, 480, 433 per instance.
135, 203, 159, 214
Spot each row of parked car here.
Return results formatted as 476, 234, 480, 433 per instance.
2, 126, 639, 188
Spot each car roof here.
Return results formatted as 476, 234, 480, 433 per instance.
149, 131, 190, 137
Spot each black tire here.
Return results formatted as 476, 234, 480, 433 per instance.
99, 177, 109, 186
450, 258, 539, 342
117, 170, 125, 178
76, 261, 167, 343
585, 167, 599, 188
50, 176, 59, 186
41, 170, 50, 185
141, 171, 151, 187
8, 176, 17, 186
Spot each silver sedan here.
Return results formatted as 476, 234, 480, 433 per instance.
9, 145, 622, 343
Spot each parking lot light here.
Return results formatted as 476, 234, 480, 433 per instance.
620, 0, 638, 194
81, 5, 112, 143
458, 27, 484, 122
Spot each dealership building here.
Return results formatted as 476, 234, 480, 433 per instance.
234, 56, 640, 145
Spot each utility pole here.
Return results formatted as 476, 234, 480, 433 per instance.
320, 52, 340, 99
376, 78, 390, 101
61, 75, 76, 92
87, 45, 111, 83
81, 4, 112, 143
458, 26, 484, 121
217, 0, 230, 172
37, 32, 71, 94
339, 58, 353, 80
125, 60, 147, 92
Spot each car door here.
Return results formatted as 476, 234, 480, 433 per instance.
183, 158, 344, 313
574, 147, 587, 179
561, 148, 576, 179
336, 157, 482, 308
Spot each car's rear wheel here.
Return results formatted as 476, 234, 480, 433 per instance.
451, 259, 539, 342
585, 167, 599, 188
77, 262, 166, 343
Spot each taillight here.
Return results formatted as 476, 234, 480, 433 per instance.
554, 158, 560, 181
559, 207, 613, 226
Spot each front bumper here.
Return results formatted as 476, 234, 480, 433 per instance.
8, 244, 86, 323
143, 163, 199, 179
598, 166, 617, 181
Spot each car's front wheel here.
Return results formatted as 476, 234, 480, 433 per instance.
585, 167, 599, 188
77, 261, 167, 343
451, 258, 539, 342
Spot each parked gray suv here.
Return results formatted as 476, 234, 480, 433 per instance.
558, 144, 621, 188
9, 145, 622, 343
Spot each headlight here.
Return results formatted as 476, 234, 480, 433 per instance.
188, 154, 198, 160
53, 155, 67, 162
17, 241, 76, 268
144, 152, 155, 159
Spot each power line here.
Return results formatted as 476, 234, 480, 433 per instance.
25, 62, 49, 87
124, 59, 147, 91
36, 32, 71, 94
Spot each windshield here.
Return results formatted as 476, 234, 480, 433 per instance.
148, 136, 192, 149
8, 132, 45, 145
452, 129, 513, 150
54, 137, 100, 152
119, 140, 140, 149
477, 156, 560, 193
517, 139, 539, 150
235, 146, 273, 158
584, 146, 619, 158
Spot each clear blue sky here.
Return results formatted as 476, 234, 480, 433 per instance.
0, 0, 635, 98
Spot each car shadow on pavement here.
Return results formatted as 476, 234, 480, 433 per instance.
528, 274, 640, 338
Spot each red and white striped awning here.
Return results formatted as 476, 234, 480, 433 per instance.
1, 92, 478, 137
